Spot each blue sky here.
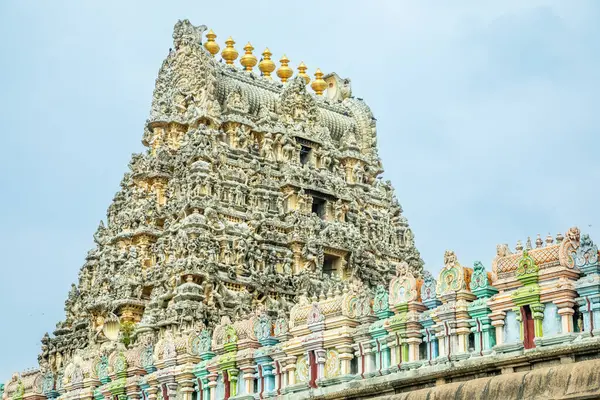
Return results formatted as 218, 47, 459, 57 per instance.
1, 0, 599, 378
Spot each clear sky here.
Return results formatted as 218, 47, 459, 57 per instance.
1, 0, 599, 379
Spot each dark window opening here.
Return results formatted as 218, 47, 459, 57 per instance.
142, 285, 153, 300
419, 342, 427, 360
323, 254, 340, 277
574, 305, 583, 332
350, 357, 358, 374
300, 145, 312, 165
468, 332, 475, 353
311, 196, 327, 219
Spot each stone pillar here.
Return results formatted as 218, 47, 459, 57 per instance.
590, 296, 600, 334
177, 382, 195, 400
481, 317, 497, 352
581, 295, 600, 333
354, 342, 370, 377
531, 303, 545, 338
406, 338, 421, 362
239, 366, 255, 396
228, 369, 239, 398
353, 346, 364, 377
387, 336, 399, 368
364, 345, 376, 375
206, 373, 218, 400
165, 383, 178, 400
286, 359, 297, 386
315, 349, 327, 381
271, 360, 285, 394
126, 390, 140, 400
401, 342, 409, 363
437, 331, 446, 358
265, 363, 277, 393
372, 338, 384, 372
490, 312, 506, 346
421, 326, 438, 362
337, 345, 354, 376
556, 300, 576, 334
146, 385, 158, 400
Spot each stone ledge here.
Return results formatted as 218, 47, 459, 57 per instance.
286, 336, 600, 399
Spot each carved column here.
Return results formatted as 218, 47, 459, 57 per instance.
176, 381, 195, 400
273, 359, 286, 394
337, 345, 354, 376
555, 300, 576, 334
206, 373, 218, 400
420, 319, 438, 363
263, 362, 276, 393
531, 303, 545, 338
238, 365, 255, 396
387, 335, 398, 368
286, 364, 296, 386
125, 385, 141, 400
490, 312, 506, 346
227, 369, 239, 398
175, 364, 196, 400
363, 344, 376, 375
405, 309, 424, 363
315, 349, 327, 381
166, 383, 178, 400
436, 330, 446, 358
145, 384, 158, 400
406, 337, 420, 362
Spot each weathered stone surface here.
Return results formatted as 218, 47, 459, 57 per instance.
371, 358, 600, 400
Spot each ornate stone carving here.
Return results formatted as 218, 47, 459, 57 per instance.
575, 234, 599, 274
436, 250, 468, 295
559, 226, 581, 268
12, 19, 424, 394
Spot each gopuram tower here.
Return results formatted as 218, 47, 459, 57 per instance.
6, 18, 600, 400
21, 19, 422, 398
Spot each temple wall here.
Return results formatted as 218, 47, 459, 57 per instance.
542, 302, 561, 336
375, 357, 600, 400
504, 310, 519, 344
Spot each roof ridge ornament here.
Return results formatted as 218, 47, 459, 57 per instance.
204, 29, 220, 56
173, 19, 207, 50
221, 36, 239, 65
258, 48, 276, 78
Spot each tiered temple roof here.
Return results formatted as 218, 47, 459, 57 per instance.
4, 19, 600, 400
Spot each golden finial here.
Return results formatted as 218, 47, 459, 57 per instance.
204, 29, 220, 57
311, 68, 327, 95
240, 42, 258, 71
297, 62, 310, 84
276, 55, 293, 83
221, 36, 238, 65
258, 48, 276, 79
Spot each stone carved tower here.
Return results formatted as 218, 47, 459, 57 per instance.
37, 20, 422, 375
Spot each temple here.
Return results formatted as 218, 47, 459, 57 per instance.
3, 20, 600, 400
